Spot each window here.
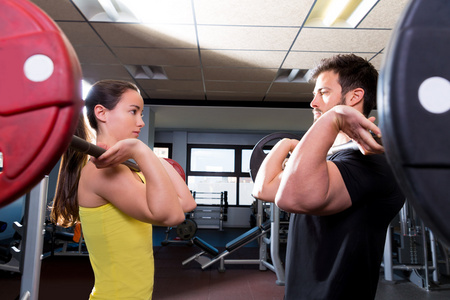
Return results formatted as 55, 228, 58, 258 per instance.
190, 148, 235, 172
187, 145, 255, 206
154, 143, 172, 159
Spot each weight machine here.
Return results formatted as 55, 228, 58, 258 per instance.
0, 177, 49, 300
182, 133, 294, 285
383, 201, 450, 291
190, 191, 228, 231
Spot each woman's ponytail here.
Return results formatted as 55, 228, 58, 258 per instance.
50, 113, 91, 227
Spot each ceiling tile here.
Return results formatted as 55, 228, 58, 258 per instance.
146, 90, 205, 100
73, 46, 120, 64
368, 53, 385, 71
197, 26, 299, 50
358, 0, 410, 29
203, 68, 277, 81
284, 51, 385, 71
92, 23, 197, 48
81, 64, 134, 83
293, 28, 392, 53
206, 92, 264, 101
31, 0, 85, 21
201, 50, 286, 68
163, 67, 203, 81
113, 48, 200, 66
137, 80, 204, 91
265, 93, 312, 103
194, 0, 315, 26
57, 22, 105, 46
205, 81, 270, 93
283, 51, 342, 69
269, 82, 315, 94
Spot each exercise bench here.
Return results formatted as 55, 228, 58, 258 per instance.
183, 221, 271, 272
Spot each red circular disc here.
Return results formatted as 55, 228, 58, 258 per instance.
163, 158, 186, 181
0, 0, 83, 208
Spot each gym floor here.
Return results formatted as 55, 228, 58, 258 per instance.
1, 226, 450, 300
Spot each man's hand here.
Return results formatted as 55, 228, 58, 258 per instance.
332, 105, 384, 155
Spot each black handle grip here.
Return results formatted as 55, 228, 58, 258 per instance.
70, 135, 141, 172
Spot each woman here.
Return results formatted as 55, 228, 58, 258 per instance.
51, 80, 196, 299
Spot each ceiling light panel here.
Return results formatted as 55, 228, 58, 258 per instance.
72, 0, 194, 24
305, 0, 378, 28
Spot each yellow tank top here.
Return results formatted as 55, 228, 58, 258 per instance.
79, 173, 154, 299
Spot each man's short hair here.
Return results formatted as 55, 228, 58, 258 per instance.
310, 54, 378, 117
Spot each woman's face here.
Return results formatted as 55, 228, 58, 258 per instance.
106, 89, 145, 141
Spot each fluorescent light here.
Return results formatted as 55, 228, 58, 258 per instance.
323, 0, 352, 26
287, 69, 300, 82
347, 0, 378, 27
141, 66, 155, 79
98, 0, 120, 22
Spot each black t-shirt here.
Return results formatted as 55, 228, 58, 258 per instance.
284, 148, 404, 300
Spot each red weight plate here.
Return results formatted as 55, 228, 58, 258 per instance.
0, 0, 83, 208
164, 158, 186, 181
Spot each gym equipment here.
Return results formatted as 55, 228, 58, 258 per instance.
70, 135, 141, 172
0, 0, 83, 209
164, 158, 186, 181
382, 201, 450, 291
378, 0, 450, 246
160, 158, 197, 245
249, 132, 302, 182
0, 221, 6, 233
182, 221, 271, 272
248, 132, 302, 285
0, 1, 82, 299
47, 223, 88, 257
190, 191, 228, 230
176, 219, 198, 240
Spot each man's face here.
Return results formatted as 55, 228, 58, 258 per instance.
310, 71, 347, 122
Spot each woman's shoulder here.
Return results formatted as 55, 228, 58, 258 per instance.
78, 161, 143, 208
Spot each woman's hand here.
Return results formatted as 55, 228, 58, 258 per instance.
91, 139, 143, 169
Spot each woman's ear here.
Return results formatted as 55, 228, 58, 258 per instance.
94, 105, 107, 123
348, 88, 365, 107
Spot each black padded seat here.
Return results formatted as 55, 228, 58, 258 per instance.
193, 236, 219, 256
225, 226, 262, 251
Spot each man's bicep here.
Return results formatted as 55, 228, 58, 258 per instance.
322, 161, 352, 215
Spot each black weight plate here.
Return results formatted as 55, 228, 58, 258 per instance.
249, 132, 302, 182
176, 219, 198, 240
378, 0, 450, 244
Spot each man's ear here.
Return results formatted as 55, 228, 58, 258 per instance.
94, 105, 107, 123
348, 88, 364, 107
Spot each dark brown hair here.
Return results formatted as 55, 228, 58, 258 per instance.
310, 54, 378, 117
50, 80, 139, 227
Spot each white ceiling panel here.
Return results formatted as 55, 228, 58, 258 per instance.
293, 28, 392, 53
194, 0, 314, 26
26, 0, 411, 133
93, 23, 198, 48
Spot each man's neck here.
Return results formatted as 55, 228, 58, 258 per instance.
332, 132, 351, 148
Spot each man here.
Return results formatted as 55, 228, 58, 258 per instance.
253, 54, 404, 300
